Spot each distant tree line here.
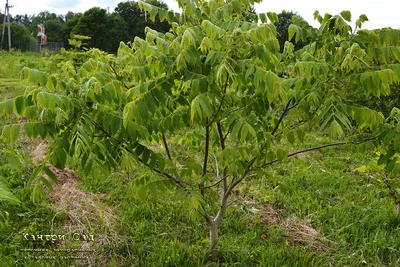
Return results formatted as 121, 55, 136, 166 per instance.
0, 0, 170, 53
1, 2, 301, 54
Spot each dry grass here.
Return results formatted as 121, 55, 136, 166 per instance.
241, 195, 334, 252
31, 142, 126, 266
280, 217, 334, 251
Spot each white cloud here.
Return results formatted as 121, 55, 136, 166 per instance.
8, 0, 117, 16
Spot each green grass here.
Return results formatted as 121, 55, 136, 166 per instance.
74, 138, 399, 266
0, 52, 399, 266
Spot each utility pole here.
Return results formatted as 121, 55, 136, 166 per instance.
1, 0, 13, 51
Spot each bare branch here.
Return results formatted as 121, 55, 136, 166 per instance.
216, 136, 377, 215
207, 76, 229, 127
214, 159, 256, 224
258, 137, 377, 169
200, 175, 229, 190
226, 158, 257, 196
162, 133, 172, 160
216, 122, 227, 191
271, 98, 296, 136
203, 118, 210, 177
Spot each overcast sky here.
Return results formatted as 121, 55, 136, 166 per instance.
4, 0, 400, 30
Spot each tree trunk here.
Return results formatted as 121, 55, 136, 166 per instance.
209, 220, 220, 262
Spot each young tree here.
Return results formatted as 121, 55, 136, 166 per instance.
1, 0, 400, 262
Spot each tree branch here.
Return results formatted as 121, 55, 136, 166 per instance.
88, 118, 189, 187
271, 98, 296, 136
226, 158, 257, 196
216, 122, 227, 191
258, 137, 377, 169
207, 76, 229, 127
217, 136, 377, 207
203, 118, 210, 177
162, 133, 172, 161
213, 157, 257, 225
200, 175, 229, 190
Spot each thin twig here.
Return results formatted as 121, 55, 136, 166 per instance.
203, 118, 210, 177
271, 98, 295, 136
207, 76, 229, 127
216, 122, 227, 191
200, 175, 229, 189
162, 133, 172, 160
258, 137, 377, 169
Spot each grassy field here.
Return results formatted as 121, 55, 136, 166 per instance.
0, 52, 399, 266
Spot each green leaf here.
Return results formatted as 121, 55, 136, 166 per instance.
328, 120, 344, 138
149, 154, 157, 169
353, 165, 367, 173
43, 166, 59, 185
288, 24, 301, 43
5, 148, 21, 171
24, 122, 36, 139
1, 125, 10, 141
267, 151, 276, 161
55, 147, 67, 170
296, 128, 305, 143
46, 77, 56, 90
39, 176, 54, 192
231, 121, 243, 139
394, 134, 400, 151
358, 14, 368, 22
231, 0, 241, 14
378, 150, 395, 165
5, 99, 14, 115
0, 181, 20, 205
29, 165, 43, 186
149, 6, 159, 22
38, 72, 47, 87
285, 130, 296, 144
32, 182, 45, 203
35, 123, 47, 139
379, 30, 389, 46
25, 106, 38, 119
10, 124, 21, 143
111, 116, 121, 136
158, 8, 166, 22
259, 13, 267, 23
142, 148, 150, 164
158, 156, 166, 172
14, 96, 25, 116
277, 149, 288, 162
267, 12, 279, 24
167, 11, 175, 24
340, 10, 352, 22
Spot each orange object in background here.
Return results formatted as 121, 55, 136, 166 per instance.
42, 34, 47, 45
37, 24, 47, 45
